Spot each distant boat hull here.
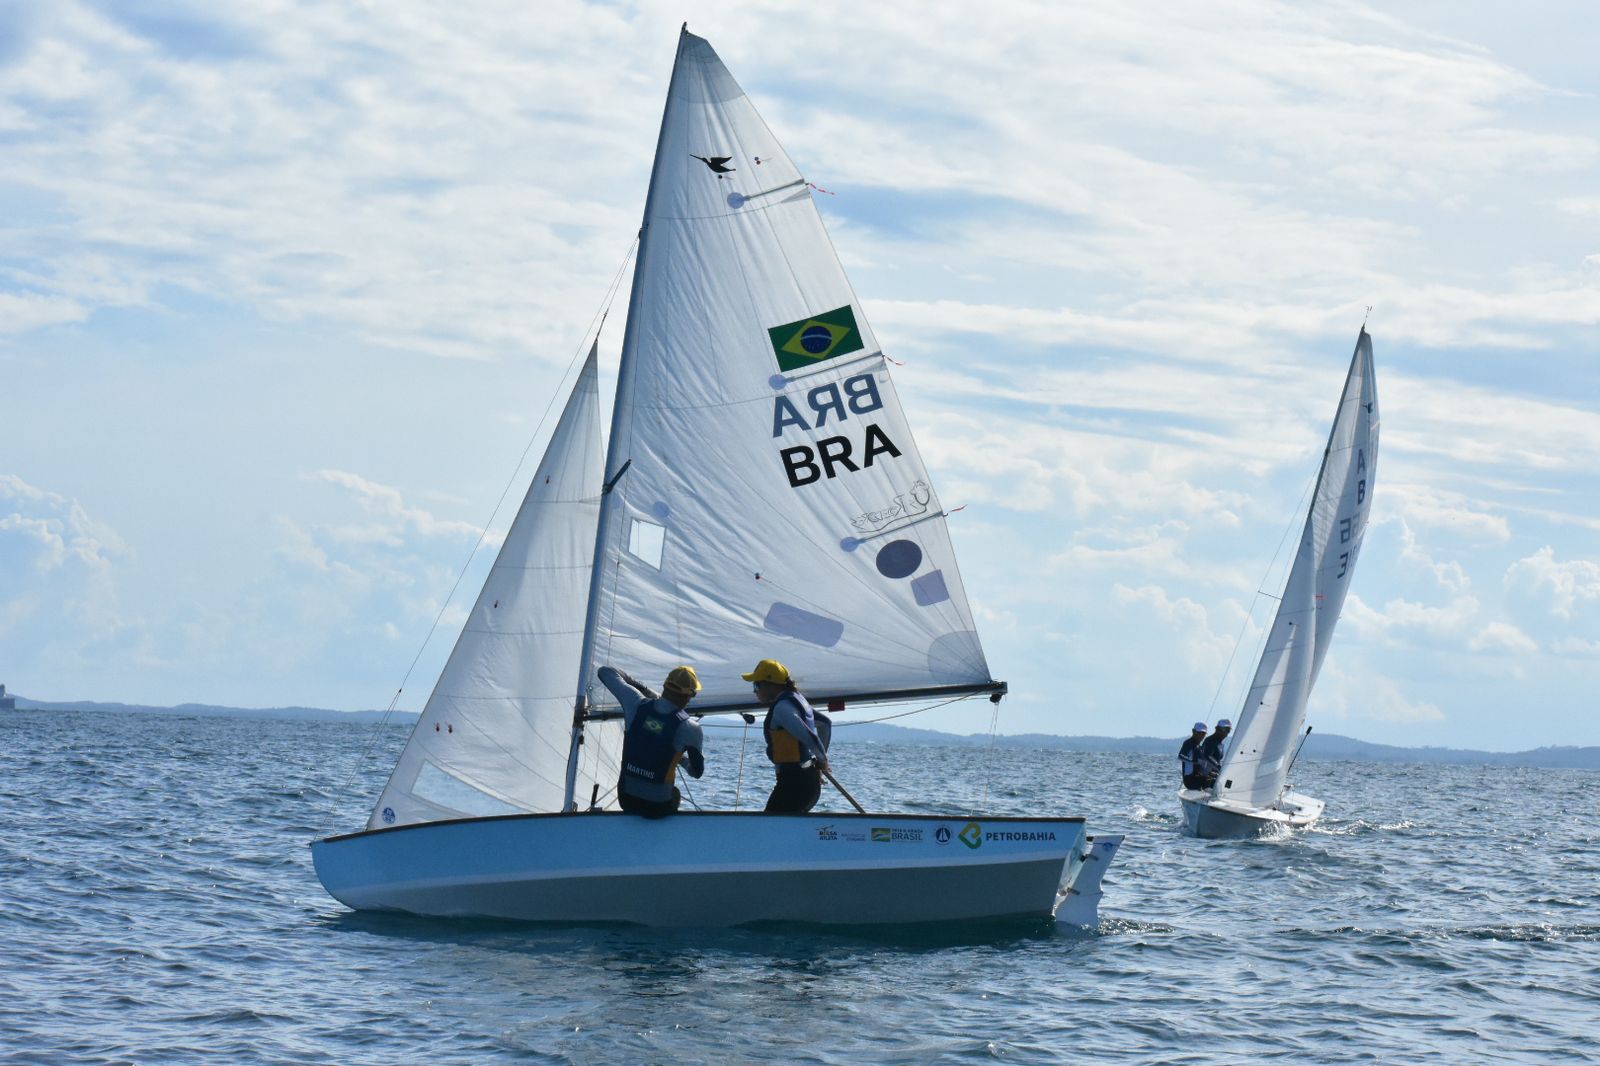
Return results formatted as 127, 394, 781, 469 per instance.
312, 811, 1119, 927
1178, 789, 1325, 839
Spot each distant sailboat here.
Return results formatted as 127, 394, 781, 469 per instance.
312, 27, 1120, 926
1181, 330, 1379, 838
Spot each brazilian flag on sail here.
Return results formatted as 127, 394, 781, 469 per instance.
767, 305, 864, 372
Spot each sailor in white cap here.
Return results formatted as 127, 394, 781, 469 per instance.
1197, 719, 1233, 787
1179, 721, 1210, 789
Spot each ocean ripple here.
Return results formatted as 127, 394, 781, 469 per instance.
2, 710, 1596, 1063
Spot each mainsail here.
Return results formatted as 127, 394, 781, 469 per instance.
370, 347, 623, 828
575, 30, 996, 721
1215, 330, 1380, 809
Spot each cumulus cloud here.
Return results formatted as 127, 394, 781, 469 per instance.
1505, 546, 1600, 620
1468, 621, 1539, 656
1386, 484, 1510, 544
1110, 581, 1240, 677
1363, 674, 1446, 724
0, 472, 128, 640
0, 291, 89, 333
1342, 591, 1480, 645
310, 469, 484, 544
0, 473, 124, 577
1553, 636, 1600, 657
1393, 519, 1472, 593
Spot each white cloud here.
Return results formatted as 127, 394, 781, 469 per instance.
0, 473, 124, 576
1505, 546, 1600, 620
1110, 581, 1239, 676
0, 472, 128, 641
1553, 636, 1600, 657
1390, 518, 1471, 594
1386, 484, 1510, 544
1468, 621, 1538, 656
1364, 674, 1447, 724
310, 469, 483, 543
1054, 521, 1224, 587
0, 514, 67, 572
1318, 664, 1447, 724
1342, 591, 1480, 646
0, 291, 88, 333
1555, 197, 1600, 220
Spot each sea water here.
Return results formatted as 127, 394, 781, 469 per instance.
2, 708, 1596, 1063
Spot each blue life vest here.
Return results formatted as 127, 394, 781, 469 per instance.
1179, 735, 1204, 776
621, 698, 688, 800
763, 691, 828, 765
1198, 733, 1228, 778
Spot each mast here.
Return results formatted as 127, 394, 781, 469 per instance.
563, 25, 691, 811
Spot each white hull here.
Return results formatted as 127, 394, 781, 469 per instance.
313, 811, 1119, 927
1178, 789, 1324, 839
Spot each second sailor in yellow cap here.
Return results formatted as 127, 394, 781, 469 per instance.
742, 659, 831, 813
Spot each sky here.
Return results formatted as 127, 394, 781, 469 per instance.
3, 0, 1597, 749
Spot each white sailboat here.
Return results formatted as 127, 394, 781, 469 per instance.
1181, 330, 1380, 839
312, 27, 1121, 927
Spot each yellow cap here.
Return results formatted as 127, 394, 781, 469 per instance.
663, 665, 701, 696
741, 659, 790, 685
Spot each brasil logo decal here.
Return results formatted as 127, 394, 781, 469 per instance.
768, 305, 864, 372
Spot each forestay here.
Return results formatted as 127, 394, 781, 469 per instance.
1216, 331, 1379, 809
579, 31, 994, 714
371, 348, 623, 829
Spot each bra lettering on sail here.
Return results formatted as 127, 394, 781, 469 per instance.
780, 425, 903, 487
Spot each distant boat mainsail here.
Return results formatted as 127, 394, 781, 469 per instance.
370, 347, 622, 829
573, 31, 995, 726
1215, 330, 1380, 809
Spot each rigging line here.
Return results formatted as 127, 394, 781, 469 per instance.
835, 693, 976, 726
734, 718, 750, 809
980, 697, 1001, 814
1203, 469, 1317, 721
680, 774, 703, 812
318, 238, 639, 835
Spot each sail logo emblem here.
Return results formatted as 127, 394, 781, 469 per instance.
935, 826, 952, 845
958, 822, 983, 849
768, 306, 864, 372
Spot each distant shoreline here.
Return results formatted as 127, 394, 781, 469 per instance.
11, 695, 1598, 769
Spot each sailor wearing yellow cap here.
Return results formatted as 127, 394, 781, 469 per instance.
742, 659, 831, 814
598, 664, 706, 818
